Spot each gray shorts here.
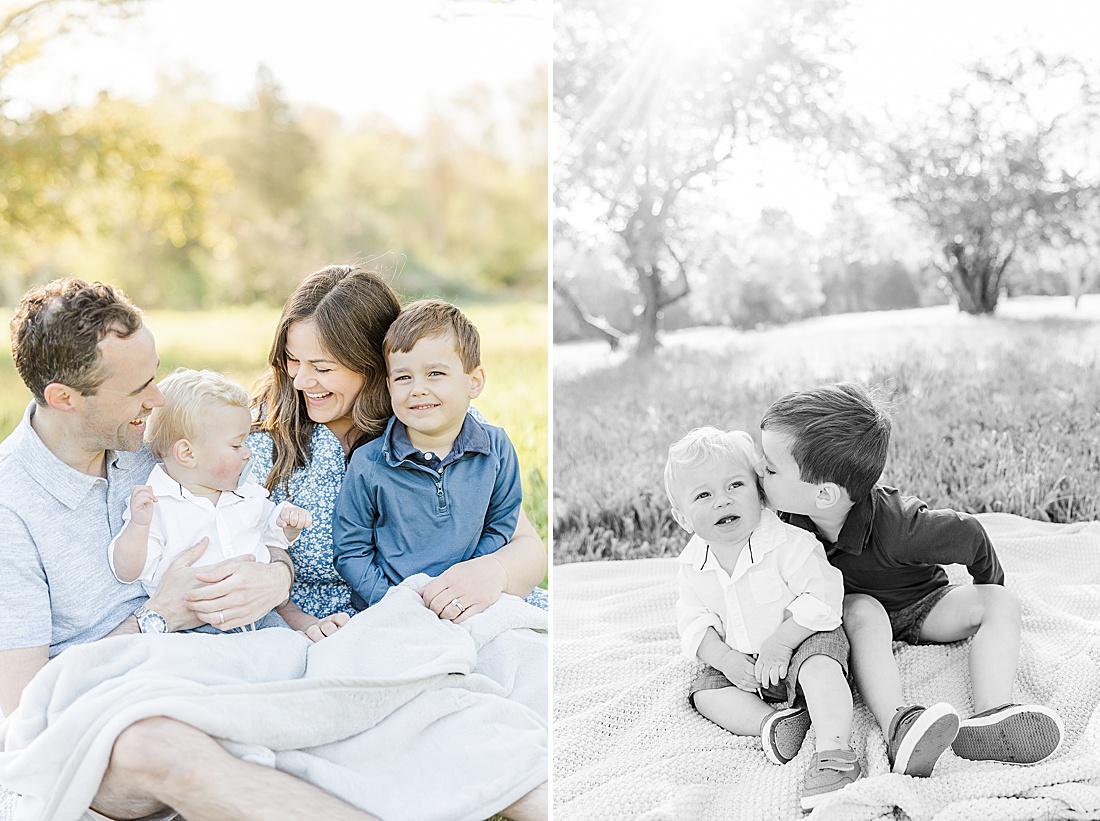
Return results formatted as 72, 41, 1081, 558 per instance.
689, 626, 850, 709
83, 809, 177, 821
888, 584, 959, 644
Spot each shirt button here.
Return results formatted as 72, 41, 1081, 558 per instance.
438, 468, 444, 474
424, 451, 435, 460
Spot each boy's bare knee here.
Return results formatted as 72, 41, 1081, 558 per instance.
798, 654, 842, 681
842, 594, 886, 631
976, 584, 1020, 625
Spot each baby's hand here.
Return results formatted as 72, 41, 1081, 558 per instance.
129, 485, 158, 527
754, 635, 795, 689
278, 504, 312, 540
719, 649, 759, 692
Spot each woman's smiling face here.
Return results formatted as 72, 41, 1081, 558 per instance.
285, 319, 366, 437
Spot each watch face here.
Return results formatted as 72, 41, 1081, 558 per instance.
137, 608, 167, 634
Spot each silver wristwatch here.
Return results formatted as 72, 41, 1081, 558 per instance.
134, 604, 168, 634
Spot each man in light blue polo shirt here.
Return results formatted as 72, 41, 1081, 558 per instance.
0, 278, 379, 821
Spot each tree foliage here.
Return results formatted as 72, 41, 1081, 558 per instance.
881, 50, 1100, 315
554, 0, 851, 354
0, 1, 547, 307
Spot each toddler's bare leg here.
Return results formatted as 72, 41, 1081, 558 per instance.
919, 584, 1020, 711
843, 593, 905, 732
798, 655, 853, 752
693, 686, 774, 736
500, 781, 548, 821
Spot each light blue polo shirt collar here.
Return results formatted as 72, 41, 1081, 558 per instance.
13, 401, 126, 510
384, 413, 490, 467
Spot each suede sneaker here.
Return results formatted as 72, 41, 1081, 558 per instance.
800, 748, 862, 811
760, 706, 811, 765
887, 703, 960, 777
952, 703, 1064, 764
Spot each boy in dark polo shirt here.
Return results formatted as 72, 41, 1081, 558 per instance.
757, 382, 1063, 778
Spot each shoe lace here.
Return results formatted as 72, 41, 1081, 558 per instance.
816, 752, 857, 773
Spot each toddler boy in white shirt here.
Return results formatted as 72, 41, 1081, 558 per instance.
666, 427, 858, 810
109, 368, 311, 632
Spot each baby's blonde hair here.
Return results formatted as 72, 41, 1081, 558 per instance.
664, 427, 762, 516
145, 368, 250, 459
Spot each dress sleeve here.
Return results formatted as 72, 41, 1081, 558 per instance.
675, 565, 724, 661
779, 535, 843, 631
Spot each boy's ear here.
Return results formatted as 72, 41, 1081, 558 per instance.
172, 438, 196, 467
467, 366, 486, 400
671, 507, 693, 534
815, 482, 844, 510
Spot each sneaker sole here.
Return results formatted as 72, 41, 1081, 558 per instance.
891, 703, 960, 777
762, 707, 811, 765
952, 705, 1064, 764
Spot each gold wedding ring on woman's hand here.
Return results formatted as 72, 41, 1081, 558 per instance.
449, 597, 467, 614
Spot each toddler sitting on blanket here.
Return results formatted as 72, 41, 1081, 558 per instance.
109, 368, 311, 633
759, 382, 1064, 775
665, 427, 860, 811
332, 300, 523, 617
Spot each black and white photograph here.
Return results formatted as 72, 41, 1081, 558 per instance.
552, 0, 1100, 818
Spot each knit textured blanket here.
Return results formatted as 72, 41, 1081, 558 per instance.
553, 513, 1100, 821
0, 579, 547, 821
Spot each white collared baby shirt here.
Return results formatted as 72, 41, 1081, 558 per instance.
107, 463, 295, 597
675, 508, 843, 660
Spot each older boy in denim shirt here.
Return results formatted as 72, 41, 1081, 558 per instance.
332, 300, 522, 614
758, 382, 1063, 777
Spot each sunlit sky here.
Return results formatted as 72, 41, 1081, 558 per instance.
3, 0, 549, 127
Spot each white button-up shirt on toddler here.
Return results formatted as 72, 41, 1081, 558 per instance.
107, 463, 295, 597
676, 507, 843, 660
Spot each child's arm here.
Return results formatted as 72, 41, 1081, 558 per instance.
901, 504, 1005, 585
697, 627, 759, 691
331, 456, 393, 608
108, 486, 159, 584
471, 432, 523, 558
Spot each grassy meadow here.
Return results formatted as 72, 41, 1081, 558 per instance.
554, 296, 1100, 563
0, 302, 549, 568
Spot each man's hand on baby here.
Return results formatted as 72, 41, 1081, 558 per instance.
128, 485, 158, 527
719, 649, 759, 692
300, 612, 351, 643
754, 636, 795, 688
277, 504, 312, 540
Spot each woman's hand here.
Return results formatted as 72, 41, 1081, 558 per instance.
187, 555, 293, 631
300, 612, 351, 643
419, 554, 510, 623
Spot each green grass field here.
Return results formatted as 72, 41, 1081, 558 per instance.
0, 302, 549, 574
554, 296, 1100, 563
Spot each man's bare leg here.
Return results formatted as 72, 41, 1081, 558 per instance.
499, 781, 548, 821
93, 717, 380, 821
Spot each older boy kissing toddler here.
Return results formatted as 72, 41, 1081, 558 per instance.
666, 427, 860, 811
759, 382, 1063, 777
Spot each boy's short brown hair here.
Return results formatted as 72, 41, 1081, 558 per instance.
10, 278, 143, 404
760, 382, 891, 501
383, 299, 481, 373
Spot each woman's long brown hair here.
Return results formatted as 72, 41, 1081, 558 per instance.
252, 264, 402, 495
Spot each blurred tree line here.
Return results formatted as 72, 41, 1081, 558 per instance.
1, 0, 548, 308
554, 0, 1100, 350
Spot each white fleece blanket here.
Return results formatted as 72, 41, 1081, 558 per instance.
553, 513, 1100, 821
0, 579, 548, 821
